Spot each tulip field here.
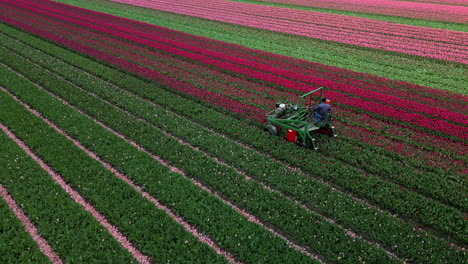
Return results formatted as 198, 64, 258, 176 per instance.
0, 0, 466, 263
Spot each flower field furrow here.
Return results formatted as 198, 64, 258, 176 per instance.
1, 30, 466, 248
27, 0, 468, 108
1, 65, 311, 264
3, 3, 466, 143
0, 48, 406, 264
3, 35, 468, 262
0, 183, 62, 264
22, 78, 326, 264
0, 197, 51, 264
9, 26, 468, 258
108, 0, 468, 63
256, 0, 468, 23
1, 7, 464, 176
0, 130, 143, 263
1, 86, 242, 264
5, 19, 466, 169
2, 34, 464, 213
0, 125, 152, 264
2, 9, 464, 182
2, 0, 467, 262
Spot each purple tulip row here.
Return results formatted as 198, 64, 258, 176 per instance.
19, 0, 468, 111
108, 0, 468, 63
255, 0, 468, 23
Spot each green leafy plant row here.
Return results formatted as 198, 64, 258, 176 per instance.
0, 23, 463, 229
0, 183, 51, 264
0, 60, 322, 263
0, 106, 139, 263
0, 42, 402, 264
0, 29, 465, 263
0, 71, 247, 263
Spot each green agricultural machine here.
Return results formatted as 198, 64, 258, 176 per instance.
264, 87, 336, 150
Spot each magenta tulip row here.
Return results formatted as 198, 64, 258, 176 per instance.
21, 0, 468, 111
255, 0, 468, 23
337, 121, 467, 175
3, 0, 467, 141
107, 0, 468, 64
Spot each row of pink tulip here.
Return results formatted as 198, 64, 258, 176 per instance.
256, 0, 468, 23
107, 0, 467, 63
403, 0, 468, 4
123, 0, 466, 40
22, 0, 468, 110
114, 0, 466, 44
136, 0, 467, 46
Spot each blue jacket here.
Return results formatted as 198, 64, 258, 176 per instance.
312, 102, 331, 115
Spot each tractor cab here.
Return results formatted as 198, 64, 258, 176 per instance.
264, 87, 336, 150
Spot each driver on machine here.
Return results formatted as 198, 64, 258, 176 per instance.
312, 98, 331, 124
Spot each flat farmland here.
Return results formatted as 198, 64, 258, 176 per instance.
0, 0, 466, 263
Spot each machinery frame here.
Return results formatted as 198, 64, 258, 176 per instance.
264, 87, 335, 150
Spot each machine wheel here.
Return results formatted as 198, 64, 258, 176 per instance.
306, 137, 318, 150
265, 124, 278, 136
319, 124, 334, 137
